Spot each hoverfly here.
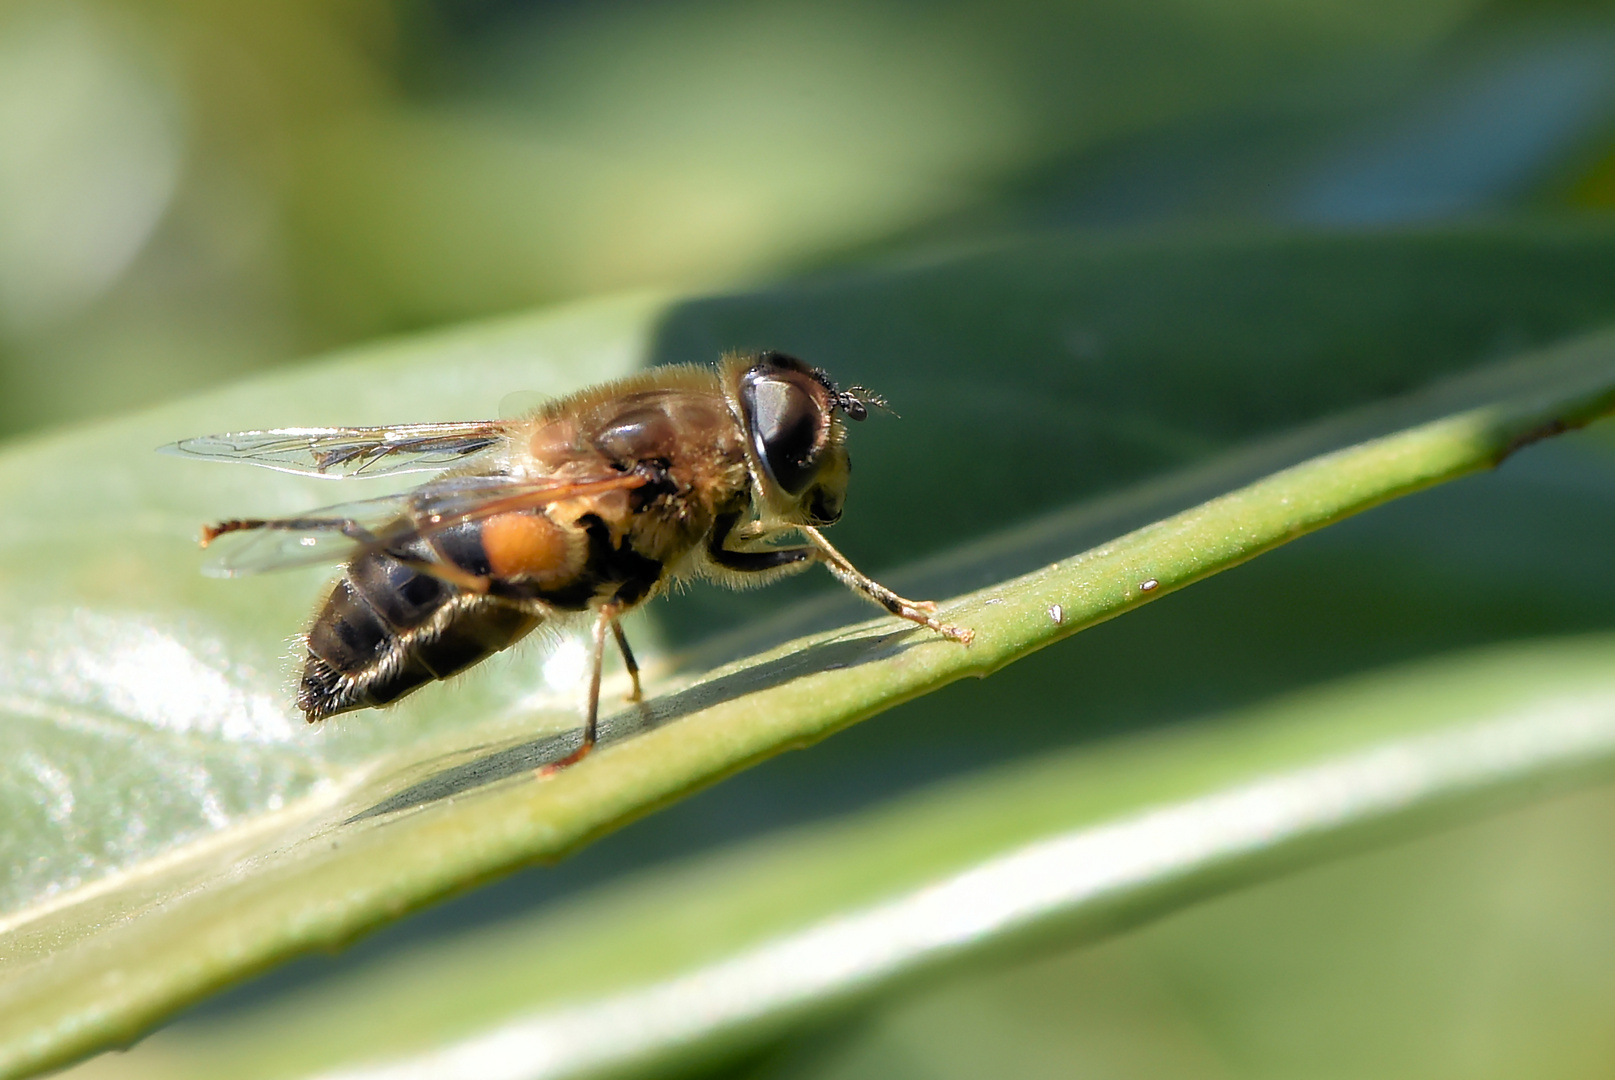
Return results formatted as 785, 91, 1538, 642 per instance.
166, 352, 972, 768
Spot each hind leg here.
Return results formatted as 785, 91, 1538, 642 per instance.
611, 619, 643, 702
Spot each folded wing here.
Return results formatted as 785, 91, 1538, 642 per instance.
160, 422, 509, 478
200, 472, 646, 577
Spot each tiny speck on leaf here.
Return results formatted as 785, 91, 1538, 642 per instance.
1048, 603, 1064, 624
1140, 579, 1159, 592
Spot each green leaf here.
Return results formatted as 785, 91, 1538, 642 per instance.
59, 636, 1615, 1080
7, 227, 1615, 1078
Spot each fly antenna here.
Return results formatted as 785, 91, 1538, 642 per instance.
837, 385, 897, 421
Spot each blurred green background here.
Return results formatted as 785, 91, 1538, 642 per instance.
13, 0, 1615, 438
10, 0, 1615, 1077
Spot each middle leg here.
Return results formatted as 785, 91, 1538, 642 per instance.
541, 602, 621, 774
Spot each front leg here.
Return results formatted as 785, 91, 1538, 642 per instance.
707, 512, 816, 573
800, 526, 973, 645
708, 514, 973, 644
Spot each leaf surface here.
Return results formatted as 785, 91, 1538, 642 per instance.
8, 229, 1615, 1078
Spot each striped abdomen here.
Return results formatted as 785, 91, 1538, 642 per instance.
298, 523, 540, 721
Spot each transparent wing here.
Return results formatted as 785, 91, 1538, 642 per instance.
199, 472, 646, 578
497, 390, 550, 420
160, 422, 510, 479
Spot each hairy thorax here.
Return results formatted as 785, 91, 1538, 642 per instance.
505, 378, 753, 595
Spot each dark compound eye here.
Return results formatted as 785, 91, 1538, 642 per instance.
741, 373, 825, 496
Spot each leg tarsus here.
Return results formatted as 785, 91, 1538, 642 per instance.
539, 741, 593, 774
802, 526, 974, 645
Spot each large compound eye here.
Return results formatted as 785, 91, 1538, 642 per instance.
741, 373, 826, 496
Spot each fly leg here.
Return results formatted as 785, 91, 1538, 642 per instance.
800, 526, 974, 645
540, 603, 622, 775
200, 515, 378, 548
707, 513, 972, 644
612, 619, 643, 703
201, 514, 492, 592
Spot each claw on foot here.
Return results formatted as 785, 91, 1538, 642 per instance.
536, 741, 593, 778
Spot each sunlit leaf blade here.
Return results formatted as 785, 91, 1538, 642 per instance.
11, 327, 1615, 1080
9, 229, 1615, 1078
67, 636, 1615, 1080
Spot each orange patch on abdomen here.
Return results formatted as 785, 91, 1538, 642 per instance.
481, 512, 577, 586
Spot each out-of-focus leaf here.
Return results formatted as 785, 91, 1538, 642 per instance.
7, 229, 1615, 1077
727, 761, 1615, 1080
298, 0, 1488, 327
3, 0, 1499, 439
63, 635, 1615, 1080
